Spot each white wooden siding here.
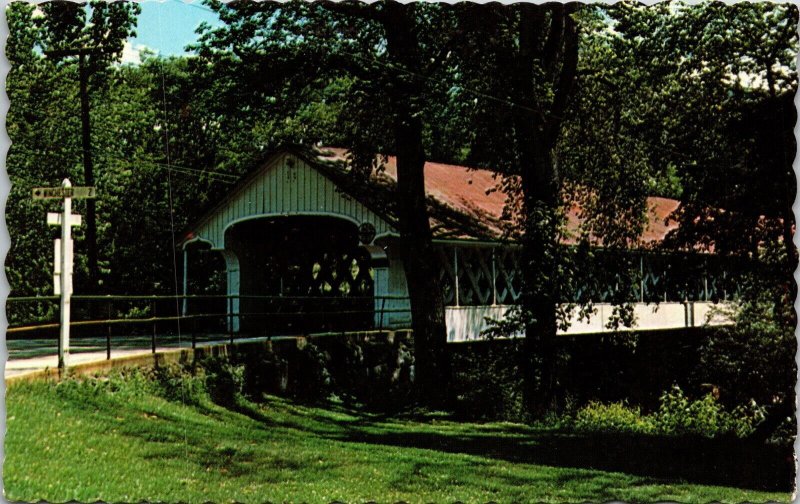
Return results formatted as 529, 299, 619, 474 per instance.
189, 153, 397, 249
384, 246, 412, 327
445, 302, 733, 342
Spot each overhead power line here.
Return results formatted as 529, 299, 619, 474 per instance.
154, 3, 191, 468
15, 144, 239, 185
177, 0, 736, 168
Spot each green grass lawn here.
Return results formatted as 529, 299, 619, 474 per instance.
4, 372, 793, 503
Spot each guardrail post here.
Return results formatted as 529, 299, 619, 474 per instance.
151, 299, 156, 354
639, 254, 645, 302
491, 248, 497, 306
684, 298, 690, 328
106, 300, 111, 360
722, 270, 727, 301
379, 297, 386, 332
228, 296, 234, 345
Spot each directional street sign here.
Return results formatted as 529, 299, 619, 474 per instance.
37, 178, 91, 370
33, 178, 98, 369
32, 186, 96, 200
47, 212, 82, 227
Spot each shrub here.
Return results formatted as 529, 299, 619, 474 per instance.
450, 340, 526, 422
290, 341, 332, 403
573, 401, 655, 434
571, 386, 766, 438
690, 252, 794, 444
693, 295, 795, 408
53, 360, 250, 410
51, 366, 209, 408
241, 352, 289, 399
654, 386, 764, 438
198, 357, 245, 407
150, 363, 208, 406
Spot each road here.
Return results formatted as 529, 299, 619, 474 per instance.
6, 333, 247, 379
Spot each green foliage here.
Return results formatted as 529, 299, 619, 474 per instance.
5, 373, 792, 502
53, 367, 159, 402
288, 342, 332, 402
608, 1, 797, 257
451, 341, 526, 422
52, 364, 213, 406
148, 363, 209, 405
37, 1, 140, 74
574, 401, 655, 435
47, 360, 247, 408
693, 284, 795, 407
198, 357, 246, 407
5, 1, 796, 425
572, 386, 765, 439
653, 386, 764, 438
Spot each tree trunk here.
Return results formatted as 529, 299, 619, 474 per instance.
512, 4, 576, 417
383, 2, 451, 407
517, 125, 561, 417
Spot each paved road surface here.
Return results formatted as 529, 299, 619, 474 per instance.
5, 333, 266, 379
5, 329, 388, 380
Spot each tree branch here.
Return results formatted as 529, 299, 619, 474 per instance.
319, 0, 385, 23
541, 4, 565, 76
423, 27, 465, 76
546, 5, 579, 147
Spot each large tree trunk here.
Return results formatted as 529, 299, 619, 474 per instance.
517, 124, 561, 416
383, 2, 451, 407
512, 4, 577, 417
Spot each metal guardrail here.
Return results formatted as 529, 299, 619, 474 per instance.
6, 294, 413, 361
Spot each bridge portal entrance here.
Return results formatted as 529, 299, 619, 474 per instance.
226, 216, 375, 334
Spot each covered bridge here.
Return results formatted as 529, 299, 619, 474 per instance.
179, 146, 734, 341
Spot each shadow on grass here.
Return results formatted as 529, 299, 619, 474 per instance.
252, 400, 793, 493
351, 429, 790, 491
50, 381, 793, 494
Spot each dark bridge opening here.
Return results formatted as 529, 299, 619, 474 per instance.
227, 216, 375, 335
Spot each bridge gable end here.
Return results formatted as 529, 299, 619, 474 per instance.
186, 152, 397, 249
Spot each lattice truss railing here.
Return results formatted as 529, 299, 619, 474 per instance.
435, 245, 522, 306
636, 253, 742, 303
435, 245, 744, 307
308, 248, 374, 297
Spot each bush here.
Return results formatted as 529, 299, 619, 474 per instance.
450, 340, 526, 422
52, 366, 210, 408
573, 401, 655, 434
197, 357, 245, 407
654, 386, 764, 438
241, 352, 289, 399
150, 363, 209, 406
571, 386, 765, 438
53, 359, 250, 410
690, 252, 795, 444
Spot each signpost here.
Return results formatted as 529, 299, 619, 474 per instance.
35, 179, 96, 370
33, 186, 96, 200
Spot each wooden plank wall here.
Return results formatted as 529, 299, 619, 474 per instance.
193, 154, 396, 249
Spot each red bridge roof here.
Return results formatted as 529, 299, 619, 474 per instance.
315, 147, 679, 246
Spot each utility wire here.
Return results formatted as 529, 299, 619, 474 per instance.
29, 0, 728, 175
116, 157, 239, 183
86, 123, 242, 180
184, 0, 711, 165
13, 145, 239, 185
346, 50, 704, 164
149, 0, 774, 174
13, 140, 235, 181
155, 6, 190, 466
14, 1, 748, 189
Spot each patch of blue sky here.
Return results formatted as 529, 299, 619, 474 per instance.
124, 0, 223, 63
